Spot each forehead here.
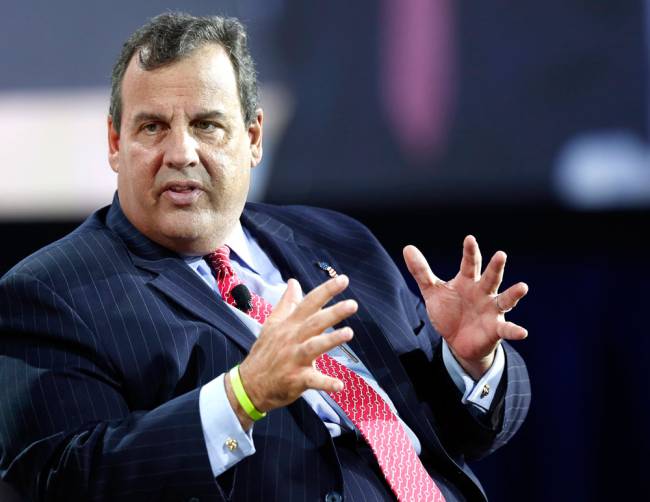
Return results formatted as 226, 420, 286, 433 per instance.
120, 43, 240, 118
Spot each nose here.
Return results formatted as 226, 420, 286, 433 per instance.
163, 127, 199, 169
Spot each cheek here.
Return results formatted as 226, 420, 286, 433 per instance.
212, 142, 250, 177
120, 147, 158, 185
217, 159, 250, 195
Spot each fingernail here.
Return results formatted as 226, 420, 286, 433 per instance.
345, 299, 357, 312
335, 274, 348, 286
335, 381, 344, 392
342, 327, 353, 340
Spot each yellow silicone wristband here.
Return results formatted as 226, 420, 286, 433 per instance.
229, 365, 267, 421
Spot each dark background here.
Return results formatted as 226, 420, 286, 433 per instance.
1, 1, 649, 500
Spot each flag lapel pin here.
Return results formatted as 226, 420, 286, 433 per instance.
316, 261, 338, 278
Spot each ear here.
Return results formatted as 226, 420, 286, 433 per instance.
248, 108, 264, 168
107, 115, 120, 173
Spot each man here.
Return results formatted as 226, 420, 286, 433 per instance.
0, 13, 530, 501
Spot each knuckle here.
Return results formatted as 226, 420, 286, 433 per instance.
302, 316, 320, 334
301, 339, 317, 358
295, 343, 310, 361
303, 371, 317, 389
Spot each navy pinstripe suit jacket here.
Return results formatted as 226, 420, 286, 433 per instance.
0, 197, 530, 501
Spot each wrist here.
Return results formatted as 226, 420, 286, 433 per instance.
452, 349, 496, 381
225, 371, 254, 431
237, 362, 266, 413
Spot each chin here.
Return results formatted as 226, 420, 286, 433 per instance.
158, 211, 226, 253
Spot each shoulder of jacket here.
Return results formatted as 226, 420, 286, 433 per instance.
1, 209, 118, 286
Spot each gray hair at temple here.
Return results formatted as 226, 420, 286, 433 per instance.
109, 12, 259, 133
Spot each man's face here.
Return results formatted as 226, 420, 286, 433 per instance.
108, 43, 263, 255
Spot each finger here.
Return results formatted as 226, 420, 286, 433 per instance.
495, 282, 529, 312
459, 235, 481, 280
297, 327, 354, 363
403, 245, 444, 295
298, 301, 358, 342
292, 274, 350, 320
303, 368, 344, 393
496, 321, 528, 340
479, 251, 507, 294
270, 278, 303, 320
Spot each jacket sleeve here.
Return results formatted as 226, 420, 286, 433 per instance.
0, 272, 227, 502
399, 289, 531, 462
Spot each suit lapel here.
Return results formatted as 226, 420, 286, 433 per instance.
106, 195, 257, 353
139, 257, 257, 352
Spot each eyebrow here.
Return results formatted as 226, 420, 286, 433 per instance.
193, 110, 227, 121
132, 112, 168, 125
131, 110, 228, 125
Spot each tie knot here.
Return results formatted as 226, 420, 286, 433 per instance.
206, 245, 234, 277
204, 244, 273, 324
214, 245, 231, 262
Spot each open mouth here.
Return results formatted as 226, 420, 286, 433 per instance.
161, 183, 203, 206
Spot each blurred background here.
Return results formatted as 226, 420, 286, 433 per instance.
1, 1, 648, 500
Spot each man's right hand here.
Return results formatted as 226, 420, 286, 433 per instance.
225, 275, 357, 430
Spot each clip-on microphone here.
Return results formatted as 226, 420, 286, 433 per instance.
231, 284, 253, 313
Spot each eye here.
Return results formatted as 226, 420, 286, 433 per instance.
194, 120, 218, 132
141, 122, 161, 134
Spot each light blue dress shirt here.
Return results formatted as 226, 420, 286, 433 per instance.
189, 222, 505, 477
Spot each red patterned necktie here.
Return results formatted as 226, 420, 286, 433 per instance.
205, 246, 445, 501
205, 246, 273, 324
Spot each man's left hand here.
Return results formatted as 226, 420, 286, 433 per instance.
403, 236, 529, 380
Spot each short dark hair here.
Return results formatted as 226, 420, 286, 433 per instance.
109, 12, 259, 133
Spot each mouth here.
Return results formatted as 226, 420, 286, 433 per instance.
160, 180, 205, 206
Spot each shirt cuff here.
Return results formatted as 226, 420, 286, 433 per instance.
441, 340, 505, 412
199, 373, 256, 477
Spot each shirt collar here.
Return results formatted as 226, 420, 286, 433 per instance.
182, 220, 257, 272
224, 220, 257, 272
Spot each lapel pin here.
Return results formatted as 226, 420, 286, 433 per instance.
316, 261, 338, 278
